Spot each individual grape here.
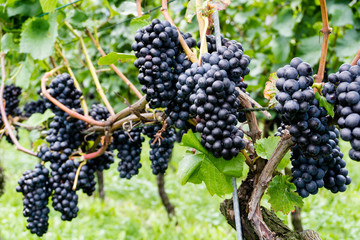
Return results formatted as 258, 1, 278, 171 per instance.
16, 164, 52, 236
112, 128, 144, 179
142, 125, 176, 175
0, 166, 4, 197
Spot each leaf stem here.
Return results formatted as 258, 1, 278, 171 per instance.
65, 21, 115, 116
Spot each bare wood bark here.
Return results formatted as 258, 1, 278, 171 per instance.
157, 174, 175, 219
248, 132, 294, 239
315, 0, 332, 83
97, 171, 105, 200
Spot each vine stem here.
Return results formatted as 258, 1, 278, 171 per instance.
54, 44, 89, 115
41, 69, 108, 126
247, 132, 294, 239
72, 136, 111, 190
64, 21, 115, 116
351, 47, 360, 66
198, 16, 209, 65
161, 0, 198, 63
85, 28, 143, 99
315, 0, 332, 83
0, 53, 36, 156
136, 0, 142, 16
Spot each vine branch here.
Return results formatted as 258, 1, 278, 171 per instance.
237, 88, 271, 119
315, 0, 332, 83
161, 0, 198, 63
0, 53, 36, 156
136, 0, 142, 16
85, 28, 143, 99
65, 21, 115, 116
55, 44, 89, 115
247, 132, 294, 239
41, 69, 108, 126
351, 47, 360, 66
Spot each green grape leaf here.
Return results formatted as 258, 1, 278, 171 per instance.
98, 52, 136, 65
104, 0, 119, 18
40, 0, 57, 13
273, 8, 295, 37
16, 57, 33, 89
117, 1, 137, 16
1, 33, 18, 53
297, 36, 321, 66
254, 136, 281, 160
270, 36, 290, 63
32, 139, 47, 152
315, 92, 334, 118
7, 0, 42, 17
20, 14, 58, 60
180, 129, 208, 154
208, 152, 244, 177
69, 9, 88, 29
130, 15, 150, 34
328, 3, 354, 27
277, 150, 291, 170
177, 152, 203, 185
267, 175, 303, 214
178, 152, 233, 196
185, 0, 196, 23
24, 109, 55, 127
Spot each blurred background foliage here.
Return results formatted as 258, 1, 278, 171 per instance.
0, 0, 360, 239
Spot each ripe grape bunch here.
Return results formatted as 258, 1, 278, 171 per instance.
113, 128, 145, 179
322, 60, 360, 161
275, 57, 351, 197
16, 164, 52, 237
132, 19, 196, 109
143, 125, 176, 175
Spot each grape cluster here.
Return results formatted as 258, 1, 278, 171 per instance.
143, 125, 176, 175
132, 19, 195, 108
49, 159, 80, 220
24, 99, 46, 117
291, 126, 350, 197
44, 73, 86, 152
113, 128, 144, 179
197, 35, 250, 90
322, 60, 360, 161
16, 164, 52, 236
0, 84, 22, 125
275, 58, 332, 159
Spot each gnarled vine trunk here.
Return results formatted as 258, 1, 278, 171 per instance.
220, 173, 320, 240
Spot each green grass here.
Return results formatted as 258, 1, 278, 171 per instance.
1, 138, 360, 239
0, 138, 234, 240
